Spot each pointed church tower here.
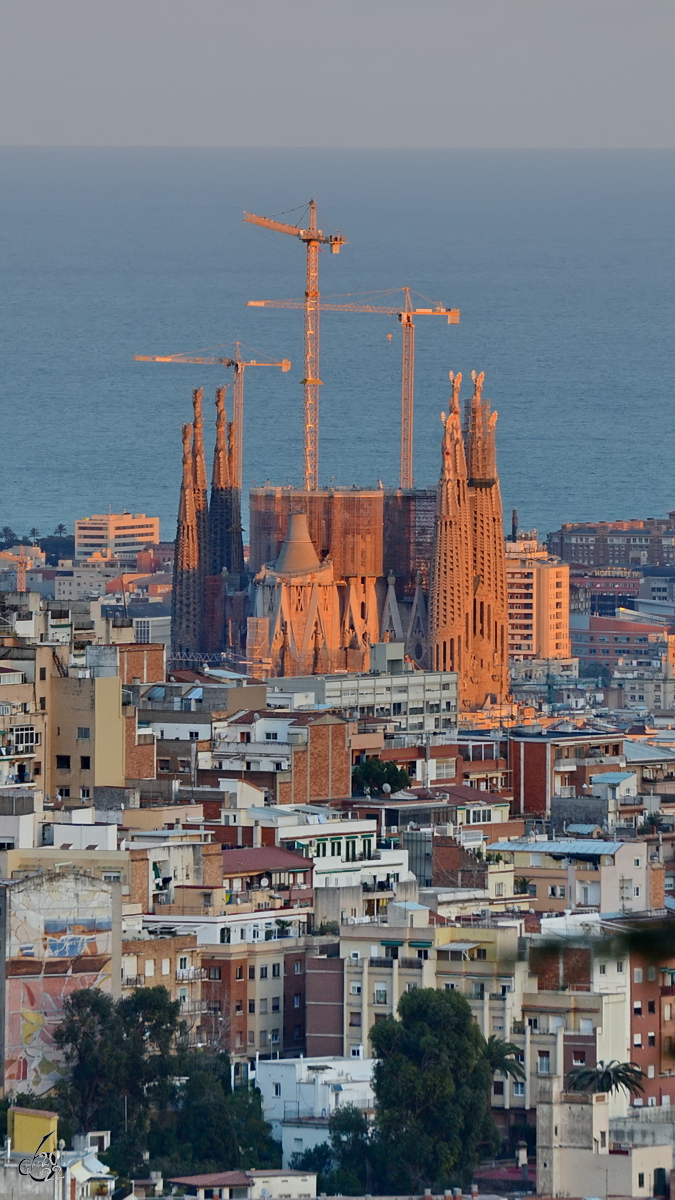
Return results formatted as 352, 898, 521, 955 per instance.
465, 370, 508, 707
226, 414, 245, 576
429, 373, 474, 682
171, 422, 202, 658
209, 386, 231, 576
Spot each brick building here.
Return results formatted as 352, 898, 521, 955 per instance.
548, 515, 675, 568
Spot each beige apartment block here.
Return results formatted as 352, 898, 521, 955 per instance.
122, 933, 206, 1030
506, 534, 570, 660
75, 513, 160, 564
49, 673, 125, 801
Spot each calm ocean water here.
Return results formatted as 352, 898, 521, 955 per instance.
1, 148, 674, 545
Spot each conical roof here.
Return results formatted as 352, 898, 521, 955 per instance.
275, 512, 320, 574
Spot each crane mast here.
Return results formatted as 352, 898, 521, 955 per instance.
243, 201, 346, 491
248, 289, 459, 489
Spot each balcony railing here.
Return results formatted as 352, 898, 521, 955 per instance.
121, 975, 144, 987
176, 967, 207, 982
398, 957, 423, 970
369, 957, 393, 968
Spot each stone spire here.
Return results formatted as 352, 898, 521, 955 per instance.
192, 386, 209, 570
429, 370, 509, 709
429, 373, 473, 679
171, 422, 202, 658
226, 410, 245, 576
465, 370, 508, 708
209, 386, 230, 576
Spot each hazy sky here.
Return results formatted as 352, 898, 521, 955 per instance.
0, 1, 673, 148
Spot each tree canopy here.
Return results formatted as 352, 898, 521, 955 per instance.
566, 1059, 645, 1097
53, 986, 280, 1184
370, 987, 498, 1191
352, 758, 410, 796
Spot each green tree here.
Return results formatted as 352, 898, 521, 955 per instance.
53, 524, 68, 537
53, 989, 122, 1131
290, 1104, 371, 1195
352, 759, 410, 796
566, 1059, 645, 1097
28, 527, 40, 542
370, 987, 496, 1192
484, 1036, 526, 1083
0, 526, 17, 546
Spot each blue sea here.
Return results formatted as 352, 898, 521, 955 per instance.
1, 148, 674, 544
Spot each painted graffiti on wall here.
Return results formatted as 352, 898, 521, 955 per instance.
3, 871, 114, 1094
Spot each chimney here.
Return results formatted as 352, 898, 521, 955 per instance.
253, 820, 262, 849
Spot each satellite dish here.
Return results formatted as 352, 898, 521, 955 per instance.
260, 877, 270, 888
382, 783, 392, 795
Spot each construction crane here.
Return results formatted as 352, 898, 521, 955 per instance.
134, 343, 290, 489
248, 287, 459, 489
243, 201, 346, 492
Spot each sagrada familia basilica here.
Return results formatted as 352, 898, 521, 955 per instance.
171, 372, 508, 712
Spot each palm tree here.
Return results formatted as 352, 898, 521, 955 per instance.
484, 1035, 526, 1082
567, 1059, 644, 1097
28, 527, 40, 543
0, 526, 17, 546
53, 524, 68, 538
514, 876, 533, 895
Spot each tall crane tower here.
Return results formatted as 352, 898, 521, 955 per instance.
134, 344, 290, 489
243, 201, 346, 492
247, 288, 459, 489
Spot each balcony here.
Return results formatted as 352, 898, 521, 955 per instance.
121, 975, 144, 987
176, 967, 207, 982
369, 957, 393, 968
179, 1000, 208, 1015
398, 957, 423, 970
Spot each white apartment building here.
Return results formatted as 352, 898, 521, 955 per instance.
75, 513, 160, 564
257, 1056, 375, 1167
269, 667, 458, 735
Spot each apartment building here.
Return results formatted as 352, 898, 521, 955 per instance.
75, 513, 160, 564
270, 665, 459, 736
122, 932, 206, 1023
505, 534, 570, 660
549, 515, 675, 568
509, 727, 626, 815
486, 838, 654, 916
257, 1056, 375, 1167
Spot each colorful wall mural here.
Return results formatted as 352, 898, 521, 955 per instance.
1, 872, 114, 1094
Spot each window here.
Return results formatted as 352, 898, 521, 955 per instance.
648, 1033, 656, 1047
573, 1051, 586, 1065
635, 858, 641, 868
495, 882, 504, 897
599, 963, 606, 975
249, 965, 255, 980
248, 1031, 255, 1045
235, 966, 243, 981
350, 982, 362, 995
294, 959, 302, 974
648, 966, 657, 981
538, 1051, 550, 1075
638, 1175, 645, 1189
294, 993, 301, 1009
274, 1083, 281, 1097
56, 754, 70, 770
349, 1012, 362, 1027
235, 1001, 243, 1014
580, 1018, 593, 1035
476, 947, 487, 960
634, 968, 643, 983
260, 966, 268, 979
260, 999, 268, 1014
158, 758, 170, 772
634, 1002, 643, 1016
39, 697, 46, 710
80, 786, 90, 799
179, 956, 188, 970
145, 960, 155, 978
272, 996, 280, 1012
648, 1000, 656, 1014
272, 963, 280, 977
189, 730, 199, 740
617, 960, 624, 973
374, 986, 387, 1004
265, 731, 278, 741
39, 667, 46, 681
513, 1081, 525, 1097
493, 1080, 504, 1095
294, 1024, 302, 1040
528, 1017, 538, 1031
56, 787, 70, 799
178, 759, 190, 772
248, 1000, 255, 1014
77, 727, 90, 739
634, 1033, 642, 1047
80, 755, 91, 770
